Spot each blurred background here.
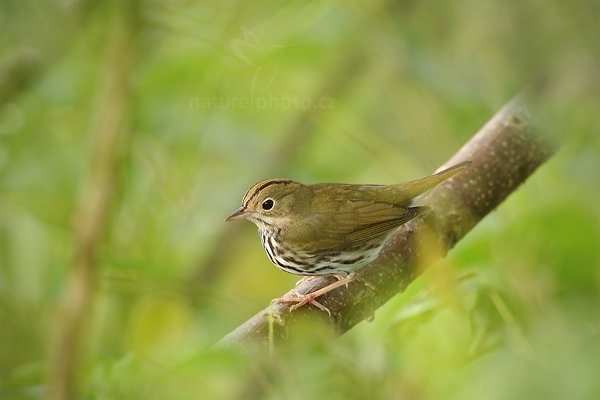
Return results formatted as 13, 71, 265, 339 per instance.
1, 0, 599, 399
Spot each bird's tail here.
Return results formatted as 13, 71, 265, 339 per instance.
389, 160, 472, 202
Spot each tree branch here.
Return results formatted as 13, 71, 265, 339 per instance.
217, 97, 556, 349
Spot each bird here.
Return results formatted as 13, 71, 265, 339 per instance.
226, 161, 471, 313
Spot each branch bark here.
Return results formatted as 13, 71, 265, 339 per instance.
217, 96, 556, 349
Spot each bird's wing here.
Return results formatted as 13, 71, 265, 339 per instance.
300, 200, 430, 250
296, 190, 429, 251
343, 200, 430, 244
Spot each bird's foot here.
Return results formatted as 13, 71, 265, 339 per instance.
289, 290, 331, 316
277, 290, 331, 316
279, 275, 360, 316
333, 274, 351, 289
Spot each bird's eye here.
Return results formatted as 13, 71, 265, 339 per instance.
262, 199, 274, 210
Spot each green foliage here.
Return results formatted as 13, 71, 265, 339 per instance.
1, 0, 599, 399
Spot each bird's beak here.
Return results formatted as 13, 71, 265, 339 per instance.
225, 207, 247, 221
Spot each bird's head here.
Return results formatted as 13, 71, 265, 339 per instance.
225, 178, 306, 230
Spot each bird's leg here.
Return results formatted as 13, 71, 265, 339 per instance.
281, 273, 376, 314
334, 273, 376, 291
333, 274, 351, 289
279, 276, 340, 316
277, 289, 331, 316
287, 274, 357, 312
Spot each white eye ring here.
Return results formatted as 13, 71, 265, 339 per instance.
262, 198, 274, 210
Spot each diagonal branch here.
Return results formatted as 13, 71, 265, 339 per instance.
217, 96, 556, 349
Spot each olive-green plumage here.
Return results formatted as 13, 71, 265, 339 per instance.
226, 161, 470, 276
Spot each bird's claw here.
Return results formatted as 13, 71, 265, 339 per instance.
278, 274, 376, 317
278, 289, 332, 317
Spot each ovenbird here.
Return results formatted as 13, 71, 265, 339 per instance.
226, 161, 470, 311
